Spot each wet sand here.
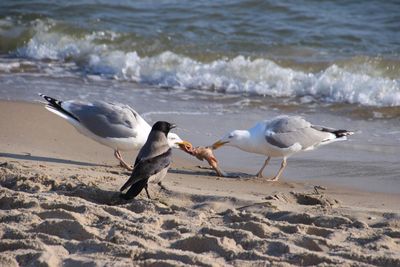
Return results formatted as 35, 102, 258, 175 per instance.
1, 100, 400, 266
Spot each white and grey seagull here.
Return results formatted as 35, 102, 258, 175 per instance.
39, 94, 187, 170
212, 115, 354, 181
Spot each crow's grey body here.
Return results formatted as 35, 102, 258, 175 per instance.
120, 121, 175, 199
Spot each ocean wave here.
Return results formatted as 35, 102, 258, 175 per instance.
7, 19, 400, 107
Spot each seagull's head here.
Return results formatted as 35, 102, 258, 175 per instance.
212, 130, 245, 149
167, 132, 192, 150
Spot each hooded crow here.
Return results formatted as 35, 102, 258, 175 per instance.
120, 121, 178, 199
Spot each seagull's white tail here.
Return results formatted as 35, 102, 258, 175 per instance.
313, 125, 354, 139
309, 125, 354, 149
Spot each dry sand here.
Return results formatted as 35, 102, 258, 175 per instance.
1, 100, 400, 266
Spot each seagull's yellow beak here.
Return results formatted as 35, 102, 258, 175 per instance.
176, 140, 193, 151
212, 140, 229, 150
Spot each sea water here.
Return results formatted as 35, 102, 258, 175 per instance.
0, 0, 399, 193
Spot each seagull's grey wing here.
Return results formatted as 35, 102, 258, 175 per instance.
63, 101, 141, 138
266, 116, 311, 133
120, 148, 172, 192
266, 127, 333, 149
265, 116, 332, 149
311, 125, 337, 132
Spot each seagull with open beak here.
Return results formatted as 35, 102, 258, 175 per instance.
213, 115, 353, 181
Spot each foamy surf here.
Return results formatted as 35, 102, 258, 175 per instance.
1, 18, 399, 107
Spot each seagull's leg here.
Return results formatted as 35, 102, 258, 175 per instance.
114, 150, 133, 171
270, 157, 287, 181
144, 185, 151, 199
256, 157, 271, 178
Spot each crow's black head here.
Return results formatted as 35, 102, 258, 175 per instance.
152, 121, 176, 136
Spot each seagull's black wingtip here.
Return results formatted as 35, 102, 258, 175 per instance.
333, 129, 354, 138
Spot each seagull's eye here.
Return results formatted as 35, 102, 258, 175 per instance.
228, 134, 233, 139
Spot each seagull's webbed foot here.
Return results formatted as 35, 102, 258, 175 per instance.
256, 157, 271, 179
269, 158, 287, 182
268, 176, 280, 182
114, 150, 133, 171
119, 161, 133, 171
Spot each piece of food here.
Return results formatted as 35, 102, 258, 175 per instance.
178, 141, 194, 155
179, 142, 226, 177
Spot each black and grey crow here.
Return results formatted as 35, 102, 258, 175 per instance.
119, 121, 176, 199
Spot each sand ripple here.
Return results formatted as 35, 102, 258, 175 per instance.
1, 161, 400, 266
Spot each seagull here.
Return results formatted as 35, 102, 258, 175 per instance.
39, 94, 187, 170
212, 115, 354, 181
120, 121, 175, 200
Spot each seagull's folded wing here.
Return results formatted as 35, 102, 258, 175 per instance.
64, 101, 140, 138
266, 127, 333, 149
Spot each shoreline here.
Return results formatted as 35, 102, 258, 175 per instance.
1, 99, 398, 195
1, 99, 400, 266
1, 99, 399, 206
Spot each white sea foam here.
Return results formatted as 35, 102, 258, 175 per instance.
0, 62, 20, 72
15, 22, 400, 107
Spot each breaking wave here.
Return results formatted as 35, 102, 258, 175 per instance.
2, 18, 400, 107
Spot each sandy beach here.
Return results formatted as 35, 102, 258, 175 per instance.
0, 100, 399, 266
1, 1, 399, 265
